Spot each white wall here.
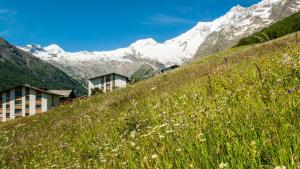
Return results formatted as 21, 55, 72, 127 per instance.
88, 74, 128, 96
42, 92, 47, 112
29, 89, 36, 116
22, 87, 26, 117
1, 93, 6, 122
88, 77, 104, 96
10, 89, 15, 120
115, 75, 128, 88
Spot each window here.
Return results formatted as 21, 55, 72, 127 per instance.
26, 88, 30, 95
6, 104, 10, 109
6, 113, 10, 118
26, 105, 30, 109
112, 75, 116, 89
6, 92, 10, 102
25, 113, 29, 116
15, 100, 22, 105
106, 75, 111, 82
0, 97, 2, 109
106, 83, 111, 91
15, 88, 22, 98
36, 105, 42, 109
36, 91, 42, 100
15, 109, 22, 115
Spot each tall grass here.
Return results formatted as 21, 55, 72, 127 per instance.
0, 33, 299, 169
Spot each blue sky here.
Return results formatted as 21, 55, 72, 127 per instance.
0, 0, 261, 51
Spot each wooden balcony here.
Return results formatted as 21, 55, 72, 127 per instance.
36, 100, 42, 105
15, 105, 22, 109
36, 109, 43, 114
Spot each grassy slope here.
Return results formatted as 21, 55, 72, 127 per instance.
235, 11, 300, 47
0, 33, 299, 168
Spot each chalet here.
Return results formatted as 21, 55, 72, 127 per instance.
88, 72, 130, 96
161, 65, 181, 73
47, 90, 76, 102
0, 84, 62, 122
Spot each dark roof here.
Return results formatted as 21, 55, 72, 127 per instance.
161, 65, 181, 72
88, 72, 130, 81
0, 84, 61, 96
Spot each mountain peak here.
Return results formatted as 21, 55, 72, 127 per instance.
130, 38, 158, 47
44, 44, 65, 54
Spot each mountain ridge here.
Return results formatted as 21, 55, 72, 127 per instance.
20, 0, 300, 64
18, 0, 300, 82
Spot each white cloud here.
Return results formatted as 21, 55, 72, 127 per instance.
143, 14, 194, 26
0, 8, 16, 22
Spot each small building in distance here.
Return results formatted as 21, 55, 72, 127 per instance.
47, 90, 76, 102
88, 72, 130, 96
0, 84, 62, 122
161, 64, 181, 73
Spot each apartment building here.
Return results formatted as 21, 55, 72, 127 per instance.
0, 84, 61, 122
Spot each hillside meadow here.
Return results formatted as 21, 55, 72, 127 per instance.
0, 33, 299, 168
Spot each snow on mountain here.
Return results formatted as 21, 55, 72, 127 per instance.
19, 0, 300, 71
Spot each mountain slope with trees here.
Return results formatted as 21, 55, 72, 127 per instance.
235, 11, 300, 47
0, 38, 86, 95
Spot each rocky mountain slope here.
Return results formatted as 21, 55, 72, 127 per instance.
0, 38, 86, 95
196, 0, 300, 57
19, 0, 300, 80
235, 11, 300, 47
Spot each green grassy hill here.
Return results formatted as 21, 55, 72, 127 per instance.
0, 38, 87, 95
0, 33, 299, 168
235, 11, 300, 47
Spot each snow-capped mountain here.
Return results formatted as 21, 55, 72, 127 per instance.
19, 0, 300, 82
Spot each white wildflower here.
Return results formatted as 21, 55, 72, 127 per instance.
275, 166, 286, 169
166, 130, 173, 133
151, 154, 158, 159
130, 142, 136, 147
219, 162, 227, 169
159, 135, 165, 139
130, 131, 136, 139
101, 159, 107, 163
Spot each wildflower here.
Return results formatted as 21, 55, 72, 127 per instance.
130, 142, 136, 147
130, 131, 136, 139
176, 148, 182, 152
101, 159, 107, 163
143, 156, 148, 161
174, 123, 181, 127
159, 135, 165, 139
275, 166, 286, 169
166, 130, 173, 133
151, 87, 157, 91
219, 162, 227, 169
159, 123, 168, 128
151, 154, 158, 159
200, 138, 206, 142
